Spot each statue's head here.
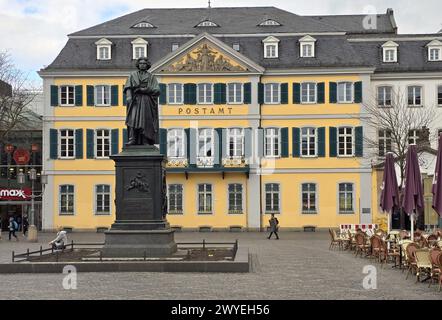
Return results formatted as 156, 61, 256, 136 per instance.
136, 57, 151, 71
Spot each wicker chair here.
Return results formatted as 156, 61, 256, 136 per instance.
428, 248, 441, 288
405, 243, 419, 280
414, 249, 432, 283
329, 228, 342, 250
417, 236, 429, 248
399, 230, 410, 240
347, 230, 357, 251
370, 235, 384, 263
380, 238, 400, 267
355, 232, 371, 258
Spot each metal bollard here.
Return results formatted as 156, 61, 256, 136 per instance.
12, 251, 14, 263
40, 246, 43, 257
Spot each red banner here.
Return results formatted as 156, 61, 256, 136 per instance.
13, 149, 31, 165
0, 188, 32, 201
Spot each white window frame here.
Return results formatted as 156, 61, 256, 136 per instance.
382, 41, 398, 63
338, 183, 354, 214
263, 36, 280, 59
407, 85, 423, 107
300, 82, 317, 104
228, 183, 243, 214
264, 83, 280, 104
168, 184, 184, 215
377, 86, 393, 107
198, 128, 214, 159
132, 22, 155, 28
59, 129, 75, 159
337, 127, 354, 157
167, 83, 184, 105
172, 43, 179, 51
227, 128, 245, 158
95, 129, 111, 159
337, 82, 354, 104
227, 83, 243, 104
301, 127, 318, 158
95, 38, 112, 60
264, 127, 281, 158
378, 129, 392, 157
301, 183, 317, 214
197, 20, 218, 27
167, 128, 186, 159
95, 184, 111, 216
437, 85, 442, 106
198, 184, 213, 214
59, 85, 75, 107
259, 19, 281, 26
429, 48, 441, 61
131, 38, 148, 60
408, 129, 420, 145
197, 83, 213, 104
299, 35, 316, 58
233, 43, 240, 51
95, 85, 111, 107
59, 184, 75, 216
265, 183, 280, 214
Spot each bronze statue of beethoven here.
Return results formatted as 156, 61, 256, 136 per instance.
123, 58, 160, 146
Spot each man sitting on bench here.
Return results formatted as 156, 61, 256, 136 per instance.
49, 228, 68, 251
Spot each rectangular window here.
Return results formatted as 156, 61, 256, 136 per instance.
60, 86, 75, 106
168, 184, 183, 214
168, 83, 183, 104
59, 129, 75, 159
301, 44, 313, 57
227, 83, 243, 104
408, 129, 420, 145
265, 128, 280, 157
301, 127, 317, 157
60, 185, 74, 215
134, 46, 146, 59
264, 83, 280, 104
378, 129, 392, 157
95, 184, 111, 215
198, 128, 214, 158
438, 85, 442, 106
228, 128, 244, 158
302, 183, 317, 213
384, 49, 396, 62
265, 44, 277, 58
98, 46, 110, 60
95, 129, 111, 159
338, 127, 354, 156
172, 43, 179, 51
408, 86, 422, 106
377, 86, 392, 106
167, 129, 185, 158
339, 183, 354, 213
95, 85, 111, 106
197, 83, 213, 104
337, 82, 353, 103
233, 43, 240, 51
265, 183, 280, 213
198, 184, 212, 214
228, 184, 243, 214
301, 82, 317, 103
430, 48, 441, 61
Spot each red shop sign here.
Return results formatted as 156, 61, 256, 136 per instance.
13, 149, 31, 165
0, 188, 32, 201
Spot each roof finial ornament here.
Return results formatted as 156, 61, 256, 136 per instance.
208, 0, 211, 8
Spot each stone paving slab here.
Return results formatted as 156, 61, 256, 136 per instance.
0, 231, 441, 300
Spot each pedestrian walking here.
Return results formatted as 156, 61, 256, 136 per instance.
267, 214, 280, 240
8, 217, 19, 241
22, 215, 29, 237
16, 215, 22, 232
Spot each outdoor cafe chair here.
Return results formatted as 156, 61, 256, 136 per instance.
399, 230, 411, 240
436, 240, 442, 249
329, 229, 342, 250
355, 233, 371, 258
347, 230, 357, 251
414, 249, 432, 283
380, 238, 400, 268
370, 235, 384, 263
428, 248, 441, 288
405, 243, 419, 280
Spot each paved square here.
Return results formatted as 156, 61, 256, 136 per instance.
0, 231, 441, 300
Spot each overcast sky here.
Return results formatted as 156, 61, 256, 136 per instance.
1, 0, 442, 85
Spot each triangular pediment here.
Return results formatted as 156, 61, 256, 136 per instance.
151, 33, 264, 74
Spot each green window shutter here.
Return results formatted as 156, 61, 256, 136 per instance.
87, 129, 95, 159
185, 128, 190, 159
214, 83, 226, 105
280, 83, 288, 104
159, 128, 167, 156
188, 128, 197, 166
293, 83, 301, 104
292, 127, 300, 157
49, 129, 58, 159
50, 86, 59, 107
281, 127, 289, 158
159, 83, 167, 105
184, 83, 196, 105
244, 127, 253, 159
355, 126, 363, 157
243, 83, 252, 104
215, 128, 223, 166
317, 83, 325, 104
111, 129, 119, 155
123, 128, 128, 146
122, 86, 127, 105
87, 86, 95, 106
75, 85, 83, 106
318, 127, 326, 157
258, 83, 264, 104
329, 127, 337, 157
111, 85, 119, 106
329, 82, 337, 104
354, 81, 363, 103
75, 129, 83, 159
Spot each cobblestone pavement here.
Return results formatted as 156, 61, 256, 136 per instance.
0, 231, 441, 300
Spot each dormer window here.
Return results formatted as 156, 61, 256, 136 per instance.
427, 40, 442, 61
262, 36, 280, 59
299, 35, 316, 58
233, 43, 240, 51
172, 43, 179, 52
259, 19, 281, 26
132, 21, 155, 28
131, 38, 148, 60
95, 38, 112, 60
196, 20, 219, 27
382, 41, 398, 63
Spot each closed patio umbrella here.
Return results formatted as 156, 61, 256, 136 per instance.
402, 144, 424, 242
432, 134, 442, 224
380, 152, 400, 234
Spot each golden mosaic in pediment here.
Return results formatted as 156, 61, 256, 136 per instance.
164, 42, 248, 72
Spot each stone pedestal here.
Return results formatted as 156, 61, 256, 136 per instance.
102, 145, 177, 257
